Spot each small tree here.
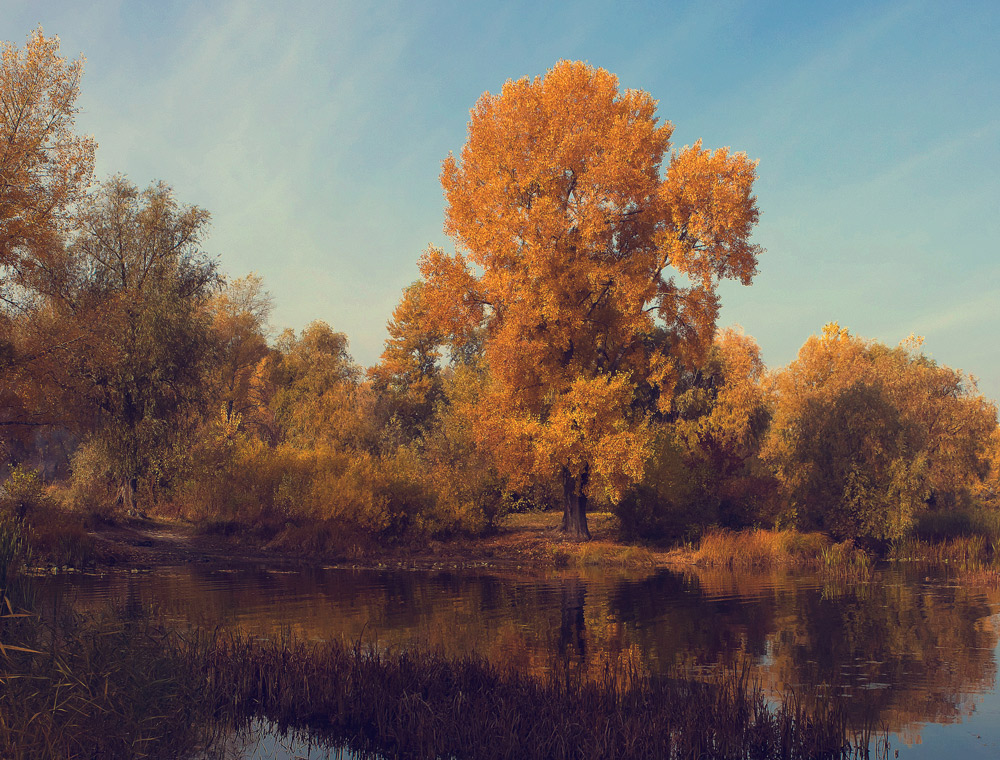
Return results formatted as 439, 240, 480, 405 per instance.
368, 281, 443, 438
207, 273, 273, 428
58, 177, 218, 514
764, 324, 998, 541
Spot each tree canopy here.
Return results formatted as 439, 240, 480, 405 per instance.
763, 324, 998, 541
0, 28, 94, 275
420, 60, 762, 538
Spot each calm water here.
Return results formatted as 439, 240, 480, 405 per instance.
38, 563, 1000, 758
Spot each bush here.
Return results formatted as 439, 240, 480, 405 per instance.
64, 441, 118, 520
0, 466, 94, 569
0, 466, 50, 521
615, 437, 707, 543
911, 507, 1000, 543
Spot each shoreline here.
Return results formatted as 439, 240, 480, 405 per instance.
71, 510, 685, 574
34, 509, 1000, 584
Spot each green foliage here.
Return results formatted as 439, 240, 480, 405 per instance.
764, 326, 997, 543
619, 330, 778, 543
779, 382, 927, 542
910, 506, 1000, 544
615, 433, 706, 542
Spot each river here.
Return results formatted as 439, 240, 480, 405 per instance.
37, 562, 1000, 758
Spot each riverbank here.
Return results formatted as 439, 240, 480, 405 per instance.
78, 510, 673, 573
35, 507, 1000, 583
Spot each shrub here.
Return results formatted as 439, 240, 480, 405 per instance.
64, 441, 118, 520
0, 466, 50, 521
615, 436, 708, 543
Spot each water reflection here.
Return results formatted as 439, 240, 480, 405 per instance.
38, 563, 1000, 749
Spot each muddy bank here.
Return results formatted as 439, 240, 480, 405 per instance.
77, 511, 681, 574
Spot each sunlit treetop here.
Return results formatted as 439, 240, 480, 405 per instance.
0, 28, 96, 269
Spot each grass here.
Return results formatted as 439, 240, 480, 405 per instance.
552, 540, 657, 569
912, 507, 1000, 542
687, 509, 1000, 578
0, 512, 28, 595
0, 603, 223, 759
888, 535, 995, 568
888, 508, 1000, 571
690, 528, 872, 576
1, 578, 890, 759
209, 633, 887, 760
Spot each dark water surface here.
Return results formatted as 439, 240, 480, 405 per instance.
37, 563, 1000, 758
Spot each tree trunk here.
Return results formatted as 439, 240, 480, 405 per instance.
119, 476, 139, 516
560, 466, 591, 540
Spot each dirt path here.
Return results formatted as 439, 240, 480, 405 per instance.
87, 518, 291, 568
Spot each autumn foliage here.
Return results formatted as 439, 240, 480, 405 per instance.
420, 61, 762, 538
763, 324, 997, 542
0, 34, 997, 557
0, 28, 95, 273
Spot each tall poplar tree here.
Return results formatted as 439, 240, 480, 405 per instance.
420, 61, 762, 538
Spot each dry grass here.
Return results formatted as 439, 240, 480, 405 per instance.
0, 604, 223, 759
1, 579, 890, 760
888, 535, 996, 569
693, 528, 829, 568
209, 633, 886, 760
689, 529, 871, 577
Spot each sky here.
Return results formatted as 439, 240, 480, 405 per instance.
4, 0, 999, 400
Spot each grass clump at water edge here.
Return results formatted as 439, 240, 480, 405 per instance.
692, 528, 872, 576
887, 508, 1000, 572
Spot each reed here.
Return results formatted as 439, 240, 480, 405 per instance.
0, 512, 28, 595
0, 599, 228, 760
888, 535, 993, 568
1, 591, 889, 759
207, 633, 886, 760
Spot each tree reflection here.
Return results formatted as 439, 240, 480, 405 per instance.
38, 563, 999, 744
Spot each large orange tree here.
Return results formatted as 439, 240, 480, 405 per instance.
420, 61, 761, 538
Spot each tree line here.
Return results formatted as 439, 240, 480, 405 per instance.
2, 31, 997, 551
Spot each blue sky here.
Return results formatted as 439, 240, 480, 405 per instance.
4, 1, 999, 400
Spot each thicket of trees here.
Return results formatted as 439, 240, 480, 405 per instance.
1, 33, 997, 552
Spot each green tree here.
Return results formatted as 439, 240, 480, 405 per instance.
56, 176, 218, 513
617, 329, 776, 540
